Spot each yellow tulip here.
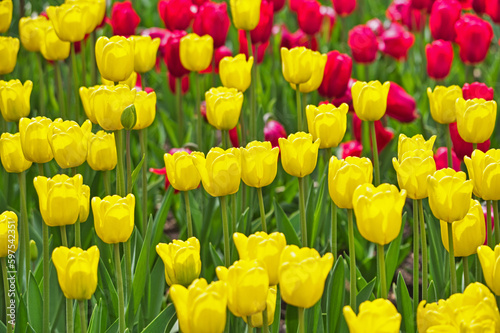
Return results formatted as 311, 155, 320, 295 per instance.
241, 141, 279, 188
164, 150, 203, 192
205, 87, 244, 130
219, 54, 253, 92
291, 51, 327, 93
48, 119, 92, 169
193, 147, 241, 197
91, 194, 135, 244
343, 299, 402, 333
47, 3, 96, 42
328, 156, 373, 209
95, 36, 135, 82
278, 132, 320, 178
351, 80, 391, 122
40, 23, 71, 61
427, 168, 473, 223
179, 33, 214, 72
0, 0, 12, 33
0, 37, 19, 75
19, 16, 49, 52
156, 237, 201, 287
306, 103, 348, 148
455, 98, 497, 144
19, 116, 54, 164
229, 0, 262, 30
464, 149, 500, 200
478, 245, 500, 296
281, 47, 313, 85
216, 259, 269, 317
79, 184, 90, 223
352, 183, 407, 246
397, 133, 437, 161
0, 132, 32, 173
66, 0, 106, 28
129, 36, 160, 73
170, 278, 227, 333
427, 85, 463, 124
243, 286, 277, 327
0, 79, 33, 122
279, 245, 333, 308
79, 85, 100, 124
233, 231, 286, 286
33, 174, 87, 226
134, 90, 156, 130
87, 131, 117, 171
52, 246, 99, 300
101, 71, 138, 89
392, 149, 436, 200
0, 211, 18, 257
92, 84, 136, 131
440, 199, 485, 257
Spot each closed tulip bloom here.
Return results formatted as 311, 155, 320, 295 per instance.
455, 98, 497, 144
333, 0, 356, 16
48, 119, 92, 169
250, 0, 273, 44
170, 279, 227, 333
241, 141, 279, 188
0, 211, 17, 257
193, 2, 230, 48
464, 149, 500, 200
0, 0, 12, 33
386, 82, 418, 123
95, 36, 135, 83
0, 79, 32, 122
179, 33, 213, 72
306, 103, 348, 148
79, 85, 99, 124
92, 85, 136, 131
343, 299, 402, 333
426, 40, 453, 80
110, 1, 140, 37
193, 147, 241, 197
87, 131, 117, 171
297, 0, 323, 36
351, 80, 391, 121
156, 237, 201, 287
243, 286, 277, 327
281, 47, 313, 85
387, 0, 425, 32
278, 132, 320, 178
0, 37, 19, 75
397, 134, 437, 161
0, 132, 32, 173
473, 0, 486, 14
264, 119, 287, 148
478, 245, 500, 295
230, 0, 262, 30
348, 25, 378, 64
130, 36, 160, 73
19, 16, 49, 52
318, 51, 352, 99
429, 0, 462, 41
158, 0, 195, 31
92, 194, 135, 244
47, 4, 95, 42
440, 199, 485, 257
205, 87, 244, 130
393, 149, 436, 200
40, 24, 71, 61
219, 54, 253, 92
164, 150, 203, 191
379, 23, 415, 61
291, 51, 327, 93
329, 156, 373, 209
463, 82, 494, 101
455, 14, 493, 65
427, 85, 463, 124
19, 117, 53, 164
427, 168, 473, 223
134, 90, 156, 130
279, 245, 333, 308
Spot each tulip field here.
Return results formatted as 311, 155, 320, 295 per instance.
3, 0, 500, 332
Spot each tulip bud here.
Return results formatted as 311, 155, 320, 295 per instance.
92, 194, 135, 244
427, 85, 463, 124
332, 0, 356, 16
455, 14, 493, 65
0, 0, 12, 33
478, 245, 500, 295
0, 37, 19, 75
156, 237, 202, 287
95, 36, 135, 83
164, 150, 203, 192
348, 25, 378, 64
281, 47, 314, 85
30, 240, 38, 261
121, 104, 137, 130
455, 98, 497, 144
393, 149, 436, 200
291, 51, 327, 93
306, 103, 348, 148
279, 132, 320, 178
0, 79, 32, 122
352, 80, 391, 121
48, 119, 92, 169
219, 54, 253, 92
205, 87, 244, 130
180, 33, 214, 72
0, 211, 18, 257
344, 299, 402, 333
379, 23, 415, 60
426, 40, 453, 81
241, 141, 280, 188
158, 0, 195, 31
318, 51, 352, 99
429, 0, 462, 41
40, 24, 71, 61
111, 1, 140, 37
230, 0, 262, 31
19, 16, 49, 52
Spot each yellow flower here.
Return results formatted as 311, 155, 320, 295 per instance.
33, 174, 87, 226
455, 98, 497, 144
343, 299, 402, 333
0, 0, 12, 33
392, 149, 436, 200
0, 211, 18, 258
79, 85, 100, 124
95, 36, 135, 82
66, 0, 106, 28
440, 199, 485, 257
47, 3, 97, 42
193, 147, 241, 197
0, 79, 33, 122
92, 84, 136, 131
351, 80, 391, 122
229, 0, 262, 30
19, 15, 49, 52
397, 133, 437, 161
101, 71, 138, 89
91, 194, 135, 244
478, 245, 500, 296
306, 103, 348, 148
0, 132, 32, 173
179, 33, 214, 72
156, 237, 201, 287
164, 150, 203, 192
134, 90, 156, 130
79, 185, 90, 223
243, 286, 277, 327
19, 116, 53, 164
427, 168, 473, 223
328, 156, 373, 209
216, 259, 269, 317
170, 278, 227, 333
40, 23, 71, 61
48, 119, 92, 169
219, 54, 253, 92
87, 131, 117, 171
279, 245, 333, 308
278, 132, 320, 178
0, 37, 19, 75
291, 51, 327, 93
427, 85, 463, 124
205, 87, 244, 131
233, 231, 286, 286
281, 47, 313, 85
129, 36, 160, 73
52, 246, 99, 300
464, 149, 500, 200
352, 183, 407, 246
241, 141, 279, 188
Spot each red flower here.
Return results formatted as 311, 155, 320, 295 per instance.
229, 127, 239, 147
164, 30, 190, 78
410, 0, 432, 10
341, 140, 362, 158
239, 31, 268, 64
168, 73, 189, 95
425, 39, 453, 80
366, 18, 384, 36
251, 0, 274, 44
332, 0, 356, 17
386, 82, 417, 123
458, 0, 472, 9
379, 23, 415, 60
318, 51, 352, 99
270, 0, 286, 12
111, 1, 140, 37
158, 0, 195, 31
264, 120, 287, 148
193, 0, 208, 6
449, 122, 490, 160
455, 14, 493, 64
472, 0, 487, 15
297, 0, 323, 36
434, 147, 461, 171
348, 24, 378, 63
429, 0, 462, 41
193, 2, 230, 48
279, 25, 318, 50
462, 82, 494, 100
200, 46, 232, 73
387, 0, 425, 31
353, 114, 394, 152
321, 6, 337, 37
289, 0, 304, 12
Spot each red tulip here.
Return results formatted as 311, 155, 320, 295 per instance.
434, 147, 461, 171
429, 0, 462, 41
472, 0, 487, 15
271, 0, 286, 11
318, 51, 352, 99
332, 0, 356, 17
410, 0, 432, 10
341, 140, 363, 158
425, 39, 453, 80
482, 203, 495, 245
348, 25, 379, 63
251, 0, 274, 44
239, 31, 268, 64
455, 14, 493, 64
366, 18, 384, 36
289, 0, 304, 12
321, 7, 336, 36
449, 122, 490, 160
200, 46, 232, 73
164, 30, 190, 78
158, 0, 196, 31
297, 0, 323, 36
264, 120, 287, 148
458, 0, 472, 9
379, 23, 415, 60
111, 1, 140, 37
193, 2, 230, 48
280, 25, 319, 50
229, 127, 239, 147
353, 114, 394, 152
168, 73, 189, 95
462, 82, 494, 100
386, 82, 417, 123
387, 0, 425, 31
193, 0, 208, 6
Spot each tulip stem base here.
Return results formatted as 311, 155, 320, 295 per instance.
418, 200, 428, 301
66, 298, 73, 333
413, 199, 420, 314
55, 61, 66, 120
43, 222, 50, 333
257, 187, 267, 233
445, 124, 453, 169
176, 78, 183, 145
487, 201, 493, 248
60, 226, 68, 247
2, 258, 12, 333
114, 244, 126, 333
139, 129, 148, 234
463, 257, 469, 289
347, 208, 356, 309
494, 201, 500, 246
448, 223, 457, 295
36, 53, 45, 116
78, 300, 87, 333
184, 191, 193, 238
378, 244, 387, 298
369, 121, 380, 186
296, 86, 302, 132
331, 202, 337, 261
298, 307, 305, 333
221, 196, 230, 267
18, 172, 30, 290
298, 177, 308, 247
262, 306, 269, 333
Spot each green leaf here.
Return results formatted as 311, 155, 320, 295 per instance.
356, 278, 376, 311
396, 272, 415, 333
327, 255, 345, 333
130, 153, 146, 192
147, 258, 166, 323
274, 198, 301, 247
104, 319, 118, 333
386, 212, 407, 291
428, 280, 438, 304
96, 258, 118, 318
27, 273, 43, 333
309, 172, 327, 248
209, 243, 224, 268
426, 210, 446, 298
271, 285, 281, 333
87, 301, 102, 333
285, 304, 298, 333
141, 304, 177, 333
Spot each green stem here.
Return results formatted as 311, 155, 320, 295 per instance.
81, 39, 87, 88
36, 53, 45, 116
257, 187, 267, 233
103, 170, 111, 196
2, 258, 12, 333
296, 86, 302, 132
114, 244, 126, 333
115, 130, 125, 196
378, 244, 387, 299
78, 300, 87, 333
60, 226, 68, 247
55, 61, 66, 119
418, 199, 428, 301
448, 222, 457, 295
262, 306, 269, 333
75, 219, 81, 247
302, 92, 307, 131
43, 223, 50, 333
445, 124, 453, 168
298, 177, 307, 247
347, 208, 356, 309
124, 240, 132, 305
222, 130, 229, 149
472, 143, 477, 152
66, 298, 73, 333
463, 256, 469, 289
369, 121, 380, 185
231, 194, 237, 237
18, 172, 30, 288
221, 196, 230, 267
71, 43, 80, 123
247, 29, 256, 139
184, 191, 193, 238
176, 78, 183, 145
90, 32, 97, 85
413, 199, 419, 313
298, 307, 305, 333
195, 73, 202, 151
494, 201, 500, 246
139, 128, 148, 234
126, 130, 132, 193
487, 200, 493, 248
